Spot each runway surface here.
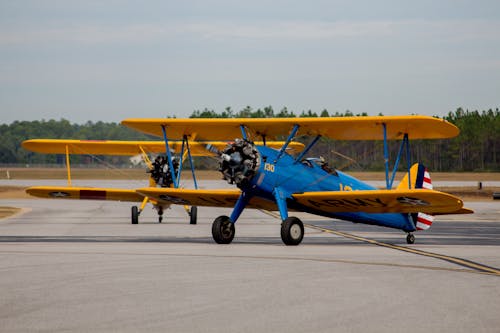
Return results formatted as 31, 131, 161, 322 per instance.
0, 184, 499, 332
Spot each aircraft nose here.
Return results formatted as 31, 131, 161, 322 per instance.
228, 152, 242, 168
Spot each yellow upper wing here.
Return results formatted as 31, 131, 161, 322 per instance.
23, 139, 168, 155
22, 139, 304, 156
121, 116, 459, 141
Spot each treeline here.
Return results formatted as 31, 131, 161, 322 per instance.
1, 119, 152, 165
190, 106, 499, 172
1, 107, 499, 171
190, 106, 368, 118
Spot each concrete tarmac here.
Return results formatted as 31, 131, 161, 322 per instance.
0, 192, 499, 332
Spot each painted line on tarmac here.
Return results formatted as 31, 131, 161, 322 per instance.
259, 210, 500, 276
0, 248, 483, 275
306, 224, 500, 276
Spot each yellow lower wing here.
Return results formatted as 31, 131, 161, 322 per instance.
136, 188, 468, 215
292, 189, 467, 214
27, 186, 471, 215
26, 186, 145, 202
137, 188, 278, 211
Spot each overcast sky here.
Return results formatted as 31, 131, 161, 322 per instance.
1, 0, 499, 123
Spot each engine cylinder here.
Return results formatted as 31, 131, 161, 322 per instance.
219, 139, 260, 188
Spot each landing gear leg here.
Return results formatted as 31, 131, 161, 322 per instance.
273, 187, 303, 246
406, 233, 415, 244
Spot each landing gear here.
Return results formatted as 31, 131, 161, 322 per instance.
189, 206, 197, 225
406, 233, 415, 244
158, 207, 163, 223
281, 217, 304, 246
131, 206, 139, 224
212, 215, 235, 244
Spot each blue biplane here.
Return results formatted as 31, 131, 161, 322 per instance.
25, 116, 472, 245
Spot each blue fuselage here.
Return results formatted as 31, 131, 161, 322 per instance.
248, 145, 416, 232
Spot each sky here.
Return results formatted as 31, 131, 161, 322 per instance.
1, 0, 499, 124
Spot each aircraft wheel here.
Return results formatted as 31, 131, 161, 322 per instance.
131, 206, 139, 224
281, 217, 304, 246
212, 215, 235, 244
158, 207, 163, 223
189, 206, 198, 225
406, 233, 415, 244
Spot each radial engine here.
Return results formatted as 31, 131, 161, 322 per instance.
219, 139, 260, 188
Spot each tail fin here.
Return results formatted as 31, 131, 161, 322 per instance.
397, 163, 432, 191
397, 163, 435, 231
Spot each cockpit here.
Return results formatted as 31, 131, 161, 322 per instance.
301, 157, 338, 176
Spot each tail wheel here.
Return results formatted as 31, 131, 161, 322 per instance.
406, 233, 415, 244
189, 206, 198, 225
212, 215, 235, 244
281, 217, 304, 246
131, 206, 139, 224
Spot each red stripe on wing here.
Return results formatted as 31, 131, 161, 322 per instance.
80, 190, 107, 200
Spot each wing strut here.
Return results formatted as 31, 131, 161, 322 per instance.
383, 124, 412, 189
176, 138, 186, 186
294, 135, 321, 163
275, 124, 299, 162
160, 126, 199, 221
387, 133, 412, 189
161, 125, 179, 188
240, 125, 248, 140
138, 146, 154, 170
184, 135, 198, 190
65, 144, 72, 186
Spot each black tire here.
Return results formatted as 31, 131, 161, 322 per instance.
189, 206, 197, 225
158, 207, 163, 223
406, 233, 415, 244
131, 206, 139, 224
212, 215, 235, 244
281, 216, 304, 246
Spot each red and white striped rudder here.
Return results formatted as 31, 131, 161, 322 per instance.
397, 163, 435, 231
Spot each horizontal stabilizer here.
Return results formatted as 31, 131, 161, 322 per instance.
433, 207, 474, 215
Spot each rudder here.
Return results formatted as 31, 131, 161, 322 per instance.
397, 163, 435, 231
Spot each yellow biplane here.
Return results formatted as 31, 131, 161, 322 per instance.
24, 115, 472, 245
22, 138, 304, 224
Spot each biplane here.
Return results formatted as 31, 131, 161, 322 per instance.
22, 138, 304, 224
24, 116, 473, 245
